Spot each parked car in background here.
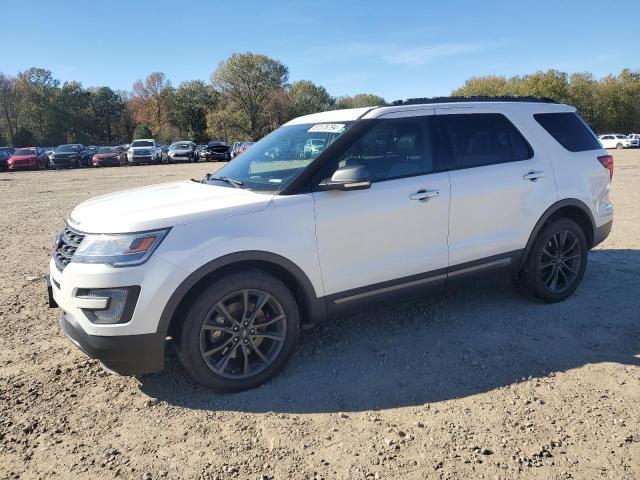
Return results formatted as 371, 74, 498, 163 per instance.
167, 141, 196, 162
0, 147, 15, 170
628, 133, 640, 147
237, 142, 255, 156
598, 134, 632, 149
303, 138, 326, 158
204, 141, 231, 161
47, 98, 614, 391
81, 146, 97, 166
195, 144, 207, 160
230, 141, 242, 158
8, 147, 50, 170
50, 144, 84, 168
160, 145, 170, 163
92, 146, 126, 167
127, 139, 161, 165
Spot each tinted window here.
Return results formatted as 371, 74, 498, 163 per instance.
534, 112, 600, 152
336, 118, 437, 182
439, 113, 532, 170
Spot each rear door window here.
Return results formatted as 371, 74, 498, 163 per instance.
438, 113, 532, 170
534, 112, 601, 152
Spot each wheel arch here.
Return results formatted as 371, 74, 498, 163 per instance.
521, 199, 596, 268
158, 251, 327, 337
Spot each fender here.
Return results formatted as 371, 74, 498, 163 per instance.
520, 198, 596, 268
156, 250, 327, 333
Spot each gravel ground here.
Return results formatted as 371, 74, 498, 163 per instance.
0, 153, 638, 480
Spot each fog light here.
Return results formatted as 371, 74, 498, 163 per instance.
77, 286, 140, 324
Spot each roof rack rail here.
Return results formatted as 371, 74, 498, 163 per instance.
390, 96, 559, 106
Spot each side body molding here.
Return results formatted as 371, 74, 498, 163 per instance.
156, 251, 327, 333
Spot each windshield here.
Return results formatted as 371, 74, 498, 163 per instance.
131, 140, 154, 147
14, 148, 36, 156
171, 143, 191, 150
205, 122, 352, 193
55, 145, 80, 152
97, 147, 115, 153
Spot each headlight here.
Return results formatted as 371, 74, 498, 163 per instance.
73, 228, 170, 267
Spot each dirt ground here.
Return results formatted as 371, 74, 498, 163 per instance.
0, 151, 638, 480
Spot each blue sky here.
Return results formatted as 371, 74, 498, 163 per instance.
1, 0, 638, 101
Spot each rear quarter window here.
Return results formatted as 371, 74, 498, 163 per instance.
534, 112, 601, 152
439, 113, 533, 170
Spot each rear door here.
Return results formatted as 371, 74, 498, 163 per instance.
437, 107, 557, 268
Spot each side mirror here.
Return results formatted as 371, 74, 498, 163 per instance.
319, 164, 371, 191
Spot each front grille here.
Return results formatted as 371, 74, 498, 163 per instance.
53, 225, 85, 272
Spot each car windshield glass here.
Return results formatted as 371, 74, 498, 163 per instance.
131, 140, 154, 147
97, 147, 115, 153
205, 122, 352, 193
615, 135, 628, 139
14, 149, 35, 156
171, 143, 191, 149
55, 145, 79, 152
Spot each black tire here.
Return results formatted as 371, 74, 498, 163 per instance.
176, 270, 300, 392
517, 218, 588, 303
616, 143, 623, 149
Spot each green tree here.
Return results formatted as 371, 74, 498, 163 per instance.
0, 73, 20, 142
91, 87, 125, 144
335, 93, 386, 109
289, 80, 334, 117
211, 52, 289, 140
166, 80, 217, 142
13, 127, 35, 147
15, 68, 59, 144
133, 123, 152, 139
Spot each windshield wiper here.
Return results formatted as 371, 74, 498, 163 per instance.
205, 174, 244, 189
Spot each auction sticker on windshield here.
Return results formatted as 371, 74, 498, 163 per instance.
307, 123, 346, 133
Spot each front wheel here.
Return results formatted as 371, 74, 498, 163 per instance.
176, 271, 300, 392
616, 143, 623, 149
517, 218, 588, 303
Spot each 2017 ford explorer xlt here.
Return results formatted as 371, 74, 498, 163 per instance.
46, 97, 613, 392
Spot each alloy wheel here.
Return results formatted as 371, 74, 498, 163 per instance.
538, 229, 582, 293
199, 289, 287, 379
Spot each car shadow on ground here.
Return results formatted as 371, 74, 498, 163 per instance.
139, 249, 640, 413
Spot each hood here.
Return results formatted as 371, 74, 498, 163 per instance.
68, 180, 273, 233
130, 146, 154, 150
10, 155, 36, 160
95, 153, 118, 159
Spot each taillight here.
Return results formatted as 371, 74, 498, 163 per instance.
598, 155, 614, 180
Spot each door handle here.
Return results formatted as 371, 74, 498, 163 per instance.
409, 189, 439, 201
523, 170, 544, 182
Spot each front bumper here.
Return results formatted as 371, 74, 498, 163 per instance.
51, 158, 77, 168
61, 313, 165, 375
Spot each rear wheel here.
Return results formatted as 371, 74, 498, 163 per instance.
176, 271, 300, 392
517, 218, 588, 302
616, 143, 623, 149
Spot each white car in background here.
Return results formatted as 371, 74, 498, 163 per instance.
627, 133, 640, 147
598, 134, 632, 149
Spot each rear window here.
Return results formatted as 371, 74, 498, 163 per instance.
534, 112, 600, 152
439, 113, 533, 170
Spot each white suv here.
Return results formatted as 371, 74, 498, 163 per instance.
47, 98, 614, 392
127, 138, 161, 164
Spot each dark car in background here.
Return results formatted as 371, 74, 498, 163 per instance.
50, 144, 84, 168
204, 141, 231, 161
81, 146, 97, 166
7, 147, 50, 170
167, 141, 196, 162
92, 146, 126, 167
0, 147, 15, 170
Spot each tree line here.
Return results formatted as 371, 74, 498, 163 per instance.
452, 69, 640, 133
1, 53, 638, 147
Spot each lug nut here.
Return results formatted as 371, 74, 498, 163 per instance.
233, 326, 238, 331
243, 321, 249, 327
250, 329, 255, 334
233, 337, 239, 342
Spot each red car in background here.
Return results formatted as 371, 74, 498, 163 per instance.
7, 147, 50, 170
92, 146, 126, 167
237, 141, 255, 155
